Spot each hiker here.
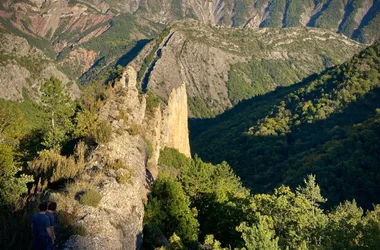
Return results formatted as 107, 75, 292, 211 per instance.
32, 202, 55, 250
46, 202, 57, 249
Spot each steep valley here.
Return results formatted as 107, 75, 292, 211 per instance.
137, 20, 363, 117
1, 1, 380, 249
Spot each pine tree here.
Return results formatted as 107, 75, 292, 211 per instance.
40, 77, 75, 149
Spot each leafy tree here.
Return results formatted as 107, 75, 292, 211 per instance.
0, 102, 33, 206
324, 200, 364, 249
296, 174, 327, 217
201, 235, 228, 250
160, 233, 187, 250
237, 216, 279, 250
0, 143, 33, 206
250, 185, 327, 249
0, 101, 26, 146
144, 177, 199, 245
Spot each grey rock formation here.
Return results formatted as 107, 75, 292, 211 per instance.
61, 66, 191, 250
0, 32, 79, 100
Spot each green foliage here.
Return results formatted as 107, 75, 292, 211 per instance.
201, 235, 228, 250
74, 85, 113, 145
161, 233, 187, 250
227, 58, 305, 106
151, 148, 249, 247
0, 144, 33, 206
339, 0, 362, 38
28, 141, 86, 184
145, 177, 199, 245
146, 89, 160, 115
116, 170, 132, 184
79, 189, 102, 207
191, 41, 380, 210
313, 0, 345, 29
355, 13, 380, 43
260, 0, 286, 28
233, 0, 250, 26
92, 120, 113, 144
40, 76, 75, 149
0, 102, 33, 206
237, 216, 279, 250
188, 96, 217, 118
227, 68, 256, 105
0, 100, 26, 146
137, 28, 170, 83
283, 0, 304, 27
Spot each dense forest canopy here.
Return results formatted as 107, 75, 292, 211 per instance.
191, 40, 380, 210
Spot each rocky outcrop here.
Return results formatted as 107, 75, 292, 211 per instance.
0, 31, 80, 100
61, 66, 191, 249
161, 84, 191, 158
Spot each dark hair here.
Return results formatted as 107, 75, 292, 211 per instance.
39, 202, 48, 212
48, 202, 57, 211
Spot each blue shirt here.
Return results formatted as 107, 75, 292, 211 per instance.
32, 213, 50, 237
45, 211, 55, 228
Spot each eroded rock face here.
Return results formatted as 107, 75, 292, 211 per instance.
62, 66, 191, 250
0, 32, 79, 100
63, 67, 148, 250
161, 84, 191, 157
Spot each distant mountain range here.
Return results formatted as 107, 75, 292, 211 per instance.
1, 0, 379, 45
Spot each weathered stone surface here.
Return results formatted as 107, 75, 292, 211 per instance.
62, 66, 191, 250
0, 32, 79, 100
161, 84, 191, 157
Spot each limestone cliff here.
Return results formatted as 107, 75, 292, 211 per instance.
160, 84, 191, 158
59, 66, 190, 249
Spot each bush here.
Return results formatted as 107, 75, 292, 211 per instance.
57, 209, 87, 239
94, 120, 112, 144
111, 158, 127, 170
29, 142, 86, 184
116, 170, 133, 184
128, 124, 142, 136
71, 223, 87, 236
79, 189, 102, 207
146, 90, 160, 115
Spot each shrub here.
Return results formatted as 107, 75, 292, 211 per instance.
57, 209, 87, 239
112, 158, 127, 170
79, 189, 102, 207
71, 224, 87, 236
128, 124, 142, 136
29, 142, 86, 184
116, 170, 133, 184
146, 90, 160, 115
94, 120, 112, 144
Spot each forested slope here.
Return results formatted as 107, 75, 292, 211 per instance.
190, 40, 380, 209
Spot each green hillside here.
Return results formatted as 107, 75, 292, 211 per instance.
190, 41, 380, 209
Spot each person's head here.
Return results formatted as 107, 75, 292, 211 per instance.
39, 202, 48, 212
48, 202, 57, 211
